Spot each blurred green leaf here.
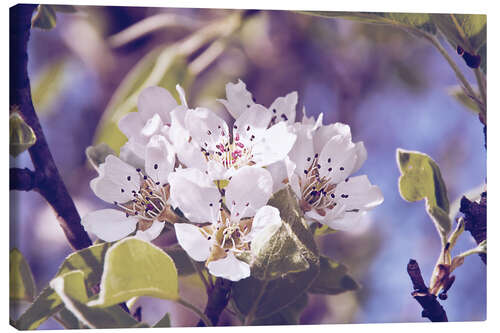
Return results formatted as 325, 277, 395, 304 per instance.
397, 149, 451, 241
154, 312, 171, 327
301, 11, 436, 34
50, 270, 139, 329
88, 238, 178, 308
447, 85, 480, 114
10, 111, 36, 157
251, 293, 308, 325
15, 243, 111, 330
430, 14, 486, 53
10, 248, 36, 302
32, 60, 67, 116
312, 223, 338, 236
85, 143, 116, 170
31, 5, 57, 30
309, 256, 359, 295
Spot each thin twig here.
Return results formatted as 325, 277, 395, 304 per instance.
190, 257, 211, 293
407, 259, 448, 322
459, 193, 487, 264
10, 4, 92, 250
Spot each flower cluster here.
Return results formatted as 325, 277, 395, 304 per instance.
83, 80, 383, 281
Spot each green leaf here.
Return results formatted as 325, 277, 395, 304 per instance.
447, 85, 480, 114
312, 222, 338, 237
32, 59, 67, 116
154, 312, 172, 327
31, 5, 57, 30
85, 143, 116, 170
57, 308, 85, 329
15, 243, 112, 330
251, 186, 319, 280
309, 256, 359, 295
251, 293, 308, 325
430, 14, 486, 53
9, 111, 37, 157
396, 149, 451, 240
50, 271, 139, 329
88, 238, 179, 307
300, 11, 436, 34
10, 248, 36, 302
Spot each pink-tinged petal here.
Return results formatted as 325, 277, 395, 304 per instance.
217, 79, 256, 119
135, 221, 165, 242
137, 86, 177, 123
269, 91, 297, 124
334, 175, 384, 210
82, 209, 138, 242
168, 168, 221, 224
145, 135, 175, 185
225, 166, 273, 220
317, 134, 358, 184
185, 107, 229, 152
174, 223, 211, 262
207, 252, 250, 281
251, 121, 296, 167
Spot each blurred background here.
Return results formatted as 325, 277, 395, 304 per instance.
10, 5, 486, 328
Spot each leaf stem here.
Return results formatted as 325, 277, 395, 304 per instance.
189, 257, 211, 293
176, 298, 212, 326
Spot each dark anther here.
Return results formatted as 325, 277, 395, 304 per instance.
207, 130, 212, 135
280, 114, 288, 121
246, 104, 250, 108
246, 125, 251, 131
154, 164, 159, 170
234, 125, 238, 129
307, 157, 311, 161
327, 158, 331, 163
317, 164, 321, 169
136, 168, 141, 172
272, 108, 277, 113
121, 188, 125, 193
330, 193, 335, 198
113, 201, 117, 205
144, 175, 148, 180
340, 167, 344, 171
314, 153, 319, 158
457, 45, 464, 55
304, 170, 308, 175
345, 178, 349, 182
328, 167, 332, 172
207, 236, 211, 240
127, 176, 131, 181
209, 203, 213, 207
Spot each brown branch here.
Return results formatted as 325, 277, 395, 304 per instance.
459, 192, 486, 264
407, 259, 448, 322
10, 4, 92, 250
10, 167, 38, 191
197, 278, 233, 326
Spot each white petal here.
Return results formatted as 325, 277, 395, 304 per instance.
82, 209, 138, 242
120, 142, 145, 170
317, 134, 358, 183
233, 104, 272, 148
323, 210, 365, 231
145, 135, 175, 185
301, 107, 323, 127
218, 79, 256, 119
174, 223, 211, 262
225, 166, 273, 220
266, 157, 296, 193
269, 91, 297, 124
185, 107, 229, 152
118, 112, 144, 139
140, 113, 163, 139
90, 155, 140, 203
168, 168, 221, 224
313, 122, 352, 153
207, 160, 231, 180
305, 202, 346, 226
287, 123, 315, 176
351, 142, 367, 174
334, 175, 384, 210
247, 206, 282, 256
135, 221, 165, 242
207, 252, 250, 281
251, 121, 297, 167
137, 86, 177, 123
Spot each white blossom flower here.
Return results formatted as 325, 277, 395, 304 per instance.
268, 113, 383, 231
169, 166, 282, 281
82, 135, 176, 242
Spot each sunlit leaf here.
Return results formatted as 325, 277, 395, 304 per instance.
88, 238, 178, 308
10, 248, 36, 302
396, 149, 451, 240
10, 111, 36, 157
309, 256, 359, 295
430, 14, 486, 53
312, 222, 338, 237
31, 5, 57, 30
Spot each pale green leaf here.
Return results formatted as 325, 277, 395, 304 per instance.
154, 312, 171, 327
397, 149, 451, 240
31, 5, 57, 30
309, 256, 359, 295
32, 60, 67, 116
57, 308, 85, 329
430, 14, 486, 53
250, 186, 319, 280
85, 143, 116, 170
10, 248, 36, 302
88, 238, 179, 307
312, 222, 338, 236
50, 271, 139, 329
447, 85, 480, 114
10, 112, 36, 157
